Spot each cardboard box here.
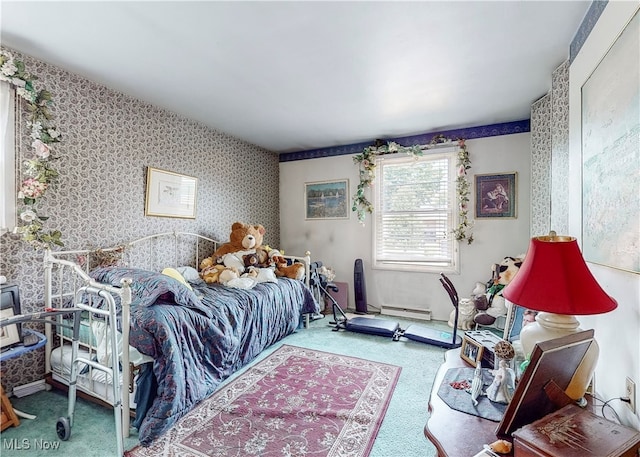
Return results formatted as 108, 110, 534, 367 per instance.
327, 281, 348, 311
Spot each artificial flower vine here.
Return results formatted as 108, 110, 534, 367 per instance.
352, 134, 474, 244
352, 140, 422, 224
452, 139, 474, 244
0, 49, 63, 248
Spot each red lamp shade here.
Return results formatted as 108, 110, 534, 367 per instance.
503, 235, 617, 315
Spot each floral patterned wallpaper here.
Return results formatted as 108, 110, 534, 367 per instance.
550, 61, 570, 236
530, 93, 552, 236
0, 48, 280, 392
530, 60, 570, 238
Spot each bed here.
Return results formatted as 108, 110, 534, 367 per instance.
43, 231, 320, 447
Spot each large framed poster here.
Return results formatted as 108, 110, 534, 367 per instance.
581, 10, 639, 273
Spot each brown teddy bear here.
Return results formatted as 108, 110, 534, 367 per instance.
212, 222, 266, 259
199, 257, 241, 284
199, 222, 305, 282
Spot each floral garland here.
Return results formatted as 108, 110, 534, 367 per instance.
352, 140, 422, 224
0, 49, 63, 248
352, 134, 474, 244
452, 139, 474, 244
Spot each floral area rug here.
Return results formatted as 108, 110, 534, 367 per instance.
125, 344, 401, 457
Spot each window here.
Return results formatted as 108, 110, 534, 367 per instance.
373, 148, 458, 272
1, 82, 16, 235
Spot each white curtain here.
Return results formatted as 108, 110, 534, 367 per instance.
0, 81, 16, 234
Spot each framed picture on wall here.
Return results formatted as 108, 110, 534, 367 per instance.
304, 180, 349, 220
581, 10, 639, 273
474, 172, 517, 219
145, 167, 198, 219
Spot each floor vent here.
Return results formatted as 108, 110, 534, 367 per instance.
380, 305, 432, 321
12, 379, 48, 398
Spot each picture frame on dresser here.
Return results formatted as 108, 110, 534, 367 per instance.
460, 334, 484, 367
496, 330, 595, 437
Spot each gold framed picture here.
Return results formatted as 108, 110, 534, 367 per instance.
460, 334, 484, 367
145, 167, 197, 219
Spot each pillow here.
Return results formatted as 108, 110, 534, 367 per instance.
161, 267, 193, 290
176, 266, 201, 282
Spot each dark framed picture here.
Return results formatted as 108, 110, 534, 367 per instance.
475, 172, 517, 219
460, 334, 484, 367
304, 179, 349, 220
496, 330, 595, 436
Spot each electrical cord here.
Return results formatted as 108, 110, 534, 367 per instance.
590, 394, 630, 423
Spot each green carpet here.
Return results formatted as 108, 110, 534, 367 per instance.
1, 315, 448, 456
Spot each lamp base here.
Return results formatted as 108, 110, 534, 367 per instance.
519, 312, 598, 401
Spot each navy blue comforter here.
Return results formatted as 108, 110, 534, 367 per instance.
89, 267, 319, 445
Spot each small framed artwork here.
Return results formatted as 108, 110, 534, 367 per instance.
145, 167, 198, 219
0, 308, 21, 349
475, 172, 517, 219
305, 179, 349, 220
460, 334, 484, 367
503, 303, 538, 342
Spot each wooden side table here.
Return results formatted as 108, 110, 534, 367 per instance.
0, 384, 20, 431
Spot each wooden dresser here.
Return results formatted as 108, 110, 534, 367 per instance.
425, 349, 640, 457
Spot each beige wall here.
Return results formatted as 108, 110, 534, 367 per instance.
280, 132, 532, 321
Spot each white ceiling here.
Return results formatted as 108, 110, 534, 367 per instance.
1, 1, 590, 153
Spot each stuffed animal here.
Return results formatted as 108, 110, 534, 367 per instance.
448, 298, 477, 330
200, 257, 238, 284
199, 221, 305, 282
267, 248, 305, 280
199, 222, 265, 277
213, 222, 266, 259
473, 256, 523, 326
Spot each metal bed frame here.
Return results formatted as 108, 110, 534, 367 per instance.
41, 231, 313, 451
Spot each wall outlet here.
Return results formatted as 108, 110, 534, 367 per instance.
625, 377, 636, 413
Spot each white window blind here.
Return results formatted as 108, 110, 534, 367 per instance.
373, 149, 457, 272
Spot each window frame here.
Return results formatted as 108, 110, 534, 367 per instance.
372, 147, 459, 273
1, 82, 16, 236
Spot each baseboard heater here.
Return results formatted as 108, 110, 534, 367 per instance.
380, 305, 432, 321
12, 379, 48, 398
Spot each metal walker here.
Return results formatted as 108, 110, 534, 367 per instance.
0, 285, 126, 456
